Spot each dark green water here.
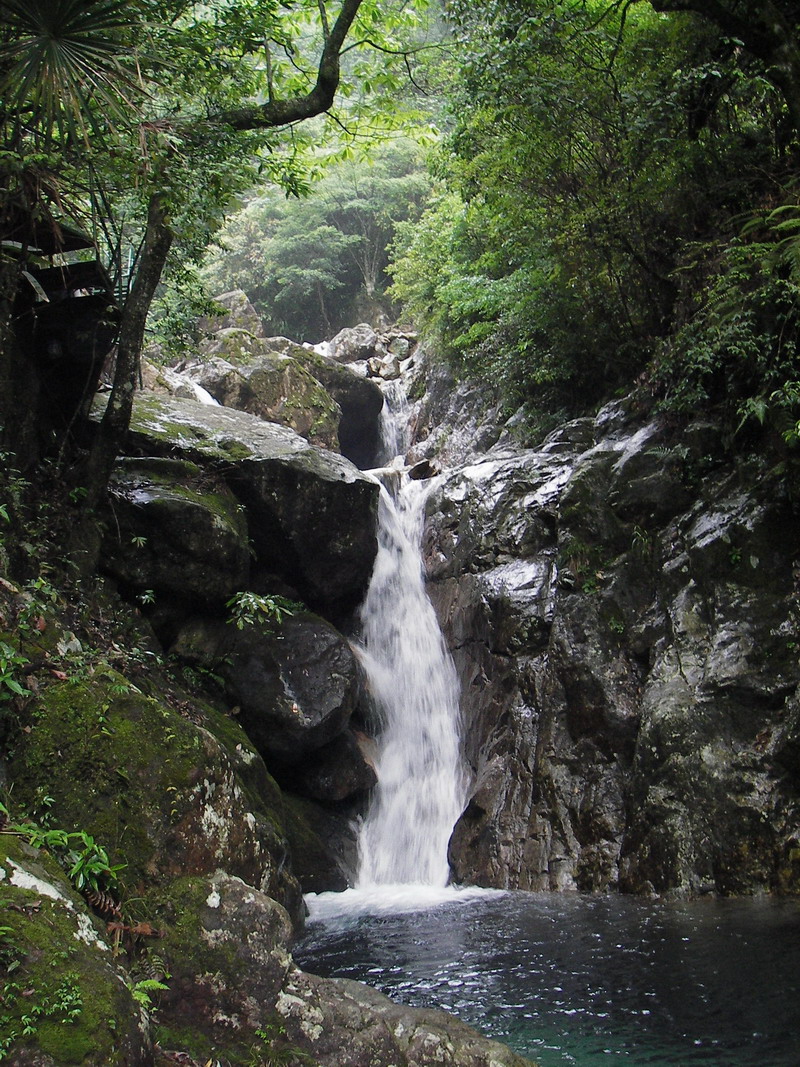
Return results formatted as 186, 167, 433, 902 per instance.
294, 888, 800, 1065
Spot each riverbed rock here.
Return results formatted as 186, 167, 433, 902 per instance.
265, 337, 385, 468
8, 665, 303, 921
181, 344, 343, 451
291, 728, 378, 802
115, 391, 380, 616
330, 323, 385, 363
199, 289, 265, 337
150, 870, 534, 1067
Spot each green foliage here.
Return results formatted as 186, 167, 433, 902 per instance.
12, 823, 125, 895
226, 592, 299, 632
127, 977, 169, 1012
248, 1017, 317, 1067
0, 641, 30, 705
201, 141, 432, 340
653, 211, 800, 435
0, 0, 142, 145
0, 972, 83, 1062
390, 0, 792, 424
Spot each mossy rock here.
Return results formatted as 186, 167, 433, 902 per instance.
281, 793, 354, 893
212, 351, 342, 451
0, 836, 151, 1066
144, 872, 294, 1065
105, 391, 380, 617
7, 670, 301, 917
104, 457, 250, 608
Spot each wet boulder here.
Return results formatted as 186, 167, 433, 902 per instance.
102, 457, 250, 608
329, 322, 385, 363
181, 346, 342, 451
266, 338, 385, 469
0, 837, 153, 1066
171, 611, 360, 762
115, 392, 380, 616
8, 668, 303, 921
149, 871, 534, 1067
291, 728, 378, 802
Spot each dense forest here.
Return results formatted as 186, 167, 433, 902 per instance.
2, 0, 800, 1064
3, 0, 800, 487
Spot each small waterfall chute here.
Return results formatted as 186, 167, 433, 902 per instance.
354, 475, 467, 889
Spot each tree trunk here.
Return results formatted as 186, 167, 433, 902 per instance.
70, 193, 173, 575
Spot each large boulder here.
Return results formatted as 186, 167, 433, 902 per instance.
199, 289, 264, 337
264, 337, 385, 469
329, 323, 384, 364
8, 666, 303, 921
102, 457, 250, 608
181, 348, 342, 451
291, 728, 378, 802
149, 871, 534, 1067
114, 392, 380, 617
171, 611, 360, 762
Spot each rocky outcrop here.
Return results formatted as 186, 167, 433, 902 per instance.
8, 661, 304, 920
288, 342, 385, 468
113, 391, 380, 618
172, 611, 368, 771
180, 342, 343, 452
150, 870, 532, 1067
421, 398, 800, 897
199, 288, 265, 337
104, 457, 250, 608
330, 323, 385, 363
406, 348, 508, 468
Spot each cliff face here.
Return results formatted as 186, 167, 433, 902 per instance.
410, 358, 800, 897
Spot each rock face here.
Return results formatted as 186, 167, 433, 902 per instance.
199, 288, 265, 337
115, 391, 379, 618
103, 457, 250, 607
420, 398, 800, 896
181, 341, 343, 452
172, 612, 366, 768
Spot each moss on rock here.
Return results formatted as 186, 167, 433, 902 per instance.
8, 670, 301, 918
0, 836, 151, 1066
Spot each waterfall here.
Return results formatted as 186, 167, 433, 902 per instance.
355, 475, 467, 888
378, 379, 411, 465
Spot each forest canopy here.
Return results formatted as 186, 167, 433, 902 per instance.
385, 0, 800, 438
2, 0, 800, 506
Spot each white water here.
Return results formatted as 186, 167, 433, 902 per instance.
354, 477, 467, 890
378, 379, 411, 465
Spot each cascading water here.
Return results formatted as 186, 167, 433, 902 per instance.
355, 476, 466, 888
377, 379, 411, 465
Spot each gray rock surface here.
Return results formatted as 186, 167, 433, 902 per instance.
182, 343, 342, 451
117, 391, 380, 616
199, 288, 265, 337
153, 870, 535, 1067
172, 612, 361, 761
330, 322, 385, 363
103, 457, 250, 606
420, 397, 800, 896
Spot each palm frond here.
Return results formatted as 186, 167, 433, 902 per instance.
0, 0, 144, 143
